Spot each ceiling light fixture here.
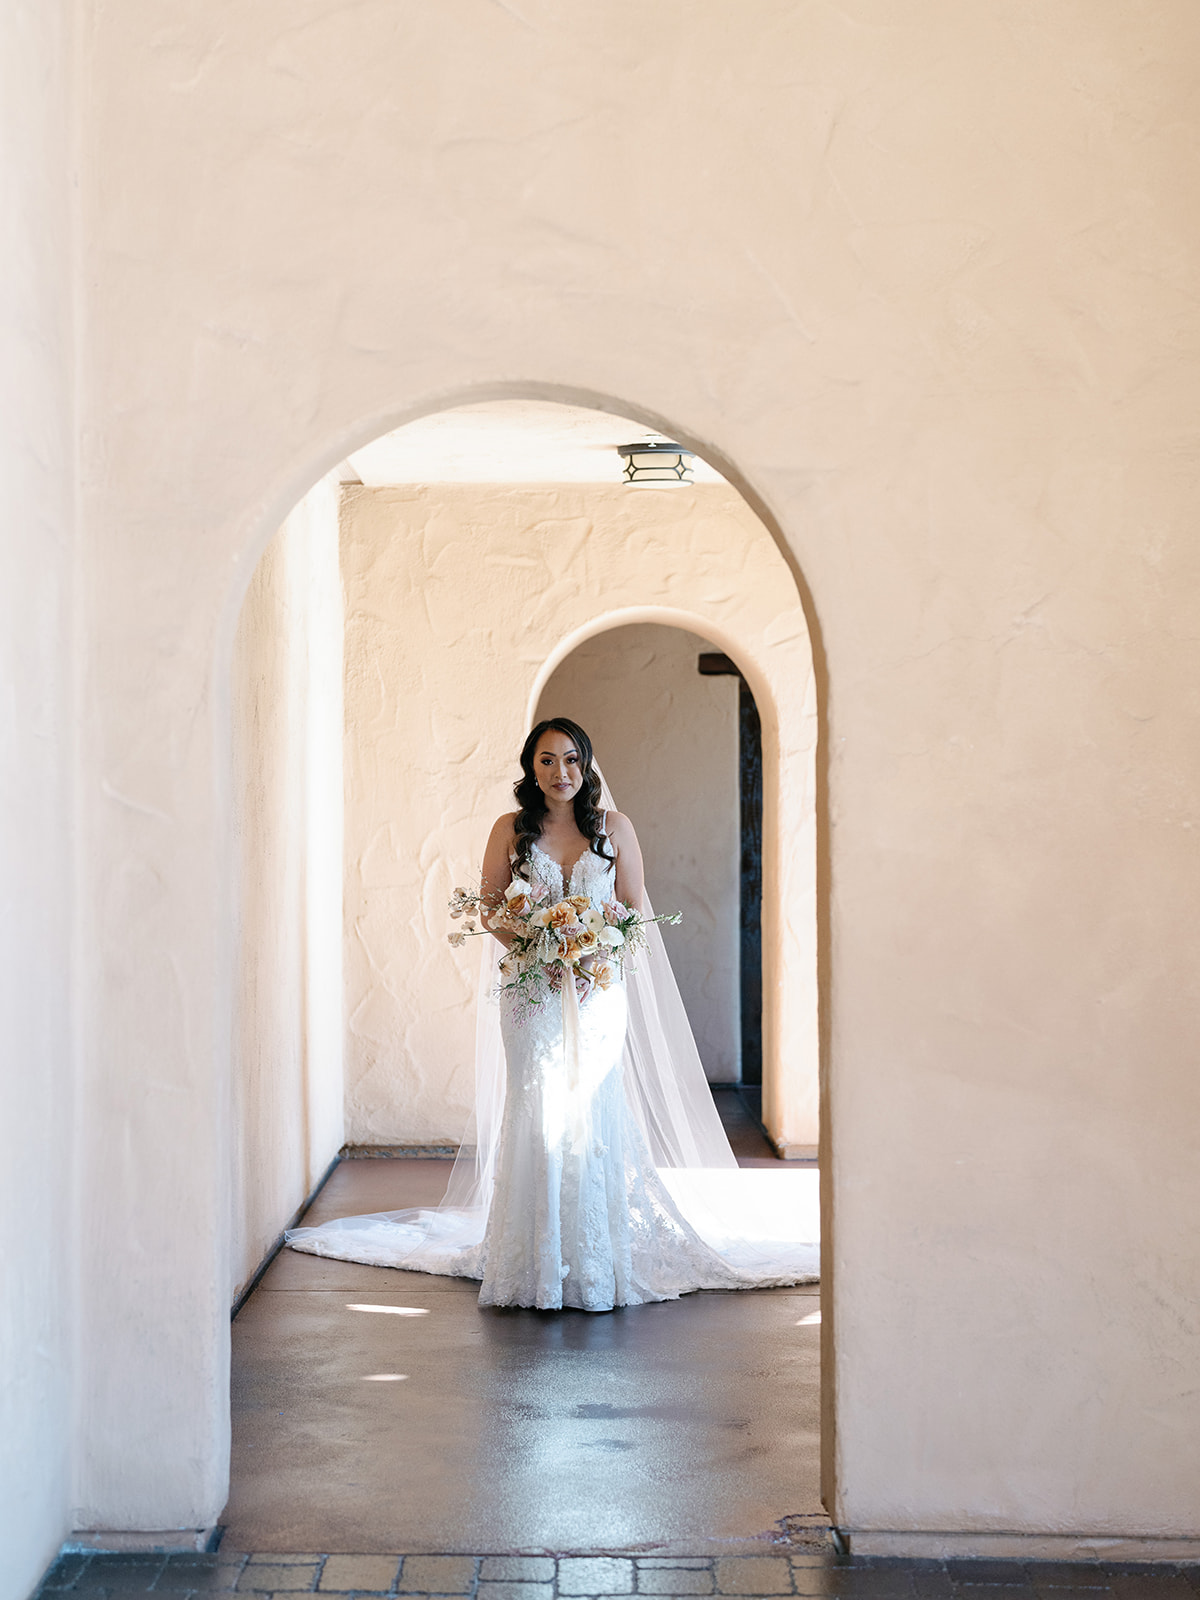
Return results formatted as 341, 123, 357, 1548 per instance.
617, 440, 696, 486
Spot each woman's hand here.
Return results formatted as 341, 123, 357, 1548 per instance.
481, 902, 517, 949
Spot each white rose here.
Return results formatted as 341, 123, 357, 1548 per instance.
584, 907, 604, 934
504, 879, 529, 901
598, 925, 624, 947
531, 907, 552, 927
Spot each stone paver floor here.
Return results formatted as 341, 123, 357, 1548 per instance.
34, 1550, 1200, 1600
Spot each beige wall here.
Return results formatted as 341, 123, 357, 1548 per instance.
537, 624, 742, 1085
231, 478, 345, 1300
0, 0, 76, 1592
341, 482, 814, 1148
54, 0, 1200, 1554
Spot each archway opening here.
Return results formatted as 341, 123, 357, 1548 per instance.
225, 395, 823, 1549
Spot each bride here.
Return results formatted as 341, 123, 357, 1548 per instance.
286, 717, 819, 1310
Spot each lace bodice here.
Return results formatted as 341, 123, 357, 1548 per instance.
524, 836, 616, 904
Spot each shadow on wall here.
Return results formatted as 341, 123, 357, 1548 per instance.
230, 477, 346, 1302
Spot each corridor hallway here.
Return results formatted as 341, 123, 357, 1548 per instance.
222, 1094, 823, 1556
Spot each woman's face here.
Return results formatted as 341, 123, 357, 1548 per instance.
533, 729, 584, 806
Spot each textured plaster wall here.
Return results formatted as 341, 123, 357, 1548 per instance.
0, 0, 76, 1592
72, 0, 1200, 1549
342, 483, 813, 1147
231, 479, 345, 1300
537, 624, 742, 1084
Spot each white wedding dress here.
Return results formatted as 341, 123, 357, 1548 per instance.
286, 828, 819, 1310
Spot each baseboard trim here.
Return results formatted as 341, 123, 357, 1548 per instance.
64, 1525, 222, 1554
847, 1529, 1200, 1562
773, 1141, 818, 1162
231, 1154, 341, 1320
342, 1143, 459, 1159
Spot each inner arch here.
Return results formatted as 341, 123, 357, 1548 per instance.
535, 620, 759, 1094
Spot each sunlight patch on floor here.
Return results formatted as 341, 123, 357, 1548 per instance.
346, 1303, 430, 1316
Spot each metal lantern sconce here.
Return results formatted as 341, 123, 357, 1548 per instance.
617, 441, 696, 485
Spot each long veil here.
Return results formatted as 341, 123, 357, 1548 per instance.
286, 769, 819, 1280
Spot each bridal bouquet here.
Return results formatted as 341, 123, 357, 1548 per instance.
448, 878, 680, 1009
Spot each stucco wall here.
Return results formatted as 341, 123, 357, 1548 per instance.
0, 0, 76, 1592
537, 624, 742, 1084
69, 0, 1200, 1552
341, 482, 814, 1147
231, 478, 345, 1300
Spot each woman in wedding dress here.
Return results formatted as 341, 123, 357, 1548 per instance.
286, 718, 819, 1310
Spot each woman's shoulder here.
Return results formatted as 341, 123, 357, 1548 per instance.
602, 810, 636, 843
488, 811, 519, 841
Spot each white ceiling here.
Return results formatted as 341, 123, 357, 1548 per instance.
342, 399, 726, 486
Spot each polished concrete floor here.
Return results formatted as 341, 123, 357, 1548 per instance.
223, 1094, 822, 1556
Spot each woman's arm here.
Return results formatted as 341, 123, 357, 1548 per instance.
607, 811, 646, 912
479, 813, 519, 947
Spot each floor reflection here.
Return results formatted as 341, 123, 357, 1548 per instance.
225, 1115, 821, 1555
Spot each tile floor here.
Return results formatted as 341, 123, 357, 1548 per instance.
35, 1548, 1200, 1600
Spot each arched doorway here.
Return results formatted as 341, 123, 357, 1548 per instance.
223, 392, 825, 1551
229, 392, 820, 1258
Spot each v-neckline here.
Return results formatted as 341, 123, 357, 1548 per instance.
532, 839, 589, 886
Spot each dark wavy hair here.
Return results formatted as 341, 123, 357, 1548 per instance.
512, 717, 614, 877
